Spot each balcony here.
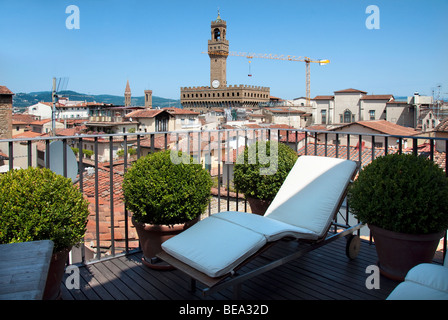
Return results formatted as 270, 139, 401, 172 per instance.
1, 127, 446, 301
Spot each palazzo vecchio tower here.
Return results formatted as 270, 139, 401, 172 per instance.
180, 11, 270, 112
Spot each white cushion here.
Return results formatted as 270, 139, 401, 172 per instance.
161, 216, 266, 278
387, 263, 448, 300
386, 281, 448, 300
265, 156, 357, 238
214, 211, 319, 241
405, 263, 448, 293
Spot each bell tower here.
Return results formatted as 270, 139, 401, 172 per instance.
124, 80, 131, 107
208, 10, 229, 89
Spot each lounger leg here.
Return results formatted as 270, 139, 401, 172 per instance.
190, 278, 197, 293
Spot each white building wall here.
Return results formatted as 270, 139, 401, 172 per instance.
27, 102, 52, 119
334, 93, 364, 123
360, 100, 388, 121
58, 107, 89, 119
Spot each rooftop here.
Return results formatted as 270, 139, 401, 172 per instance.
334, 88, 367, 94
332, 120, 420, 137
0, 85, 14, 95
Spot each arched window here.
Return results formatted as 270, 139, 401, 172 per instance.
344, 110, 352, 123
213, 28, 221, 40
343, 110, 352, 123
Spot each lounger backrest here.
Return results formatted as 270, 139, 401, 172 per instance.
264, 155, 357, 239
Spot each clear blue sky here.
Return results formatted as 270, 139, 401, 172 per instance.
1, 0, 447, 101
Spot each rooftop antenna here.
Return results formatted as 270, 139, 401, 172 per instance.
51, 77, 69, 135
48, 77, 78, 182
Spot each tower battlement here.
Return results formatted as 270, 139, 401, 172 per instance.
181, 84, 270, 91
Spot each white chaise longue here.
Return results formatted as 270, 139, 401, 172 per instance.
157, 155, 364, 297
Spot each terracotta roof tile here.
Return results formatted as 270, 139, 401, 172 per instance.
386, 99, 409, 104
435, 117, 448, 132
12, 131, 43, 139
125, 109, 172, 118
313, 95, 334, 100
360, 95, 394, 100
0, 86, 14, 95
334, 120, 420, 136
297, 142, 446, 172
12, 114, 36, 124
165, 107, 199, 115
334, 88, 367, 94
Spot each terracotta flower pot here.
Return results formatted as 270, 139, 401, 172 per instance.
247, 197, 271, 215
132, 217, 198, 270
369, 224, 444, 281
43, 246, 71, 300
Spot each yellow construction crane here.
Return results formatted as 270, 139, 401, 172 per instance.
204, 51, 330, 106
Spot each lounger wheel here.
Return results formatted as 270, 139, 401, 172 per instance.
346, 234, 361, 260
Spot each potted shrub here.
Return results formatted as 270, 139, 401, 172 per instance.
0, 167, 90, 299
348, 153, 448, 281
122, 150, 213, 269
233, 141, 298, 215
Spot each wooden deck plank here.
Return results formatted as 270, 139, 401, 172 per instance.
123, 254, 198, 300
61, 238, 399, 300
113, 255, 178, 300
84, 263, 131, 300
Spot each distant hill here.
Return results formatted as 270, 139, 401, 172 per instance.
12, 90, 182, 110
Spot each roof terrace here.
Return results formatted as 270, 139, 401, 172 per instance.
1, 127, 446, 302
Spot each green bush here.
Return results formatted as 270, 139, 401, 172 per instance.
0, 167, 90, 253
122, 150, 213, 225
233, 141, 298, 201
83, 149, 94, 157
347, 153, 448, 234
117, 148, 137, 157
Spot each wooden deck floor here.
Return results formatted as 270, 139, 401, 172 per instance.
60, 237, 401, 301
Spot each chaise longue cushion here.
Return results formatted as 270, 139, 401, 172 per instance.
161, 156, 358, 278
161, 215, 267, 277
264, 155, 357, 239
387, 263, 448, 300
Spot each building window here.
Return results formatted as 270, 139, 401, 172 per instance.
343, 110, 352, 123
321, 110, 327, 124
374, 142, 383, 148
369, 110, 375, 120
156, 118, 168, 132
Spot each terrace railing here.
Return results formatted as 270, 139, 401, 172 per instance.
1, 127, 447, 265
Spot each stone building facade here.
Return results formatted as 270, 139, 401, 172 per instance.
0, 86, 14, 139
312, 88, 394, 126
180, 12, 270, 112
